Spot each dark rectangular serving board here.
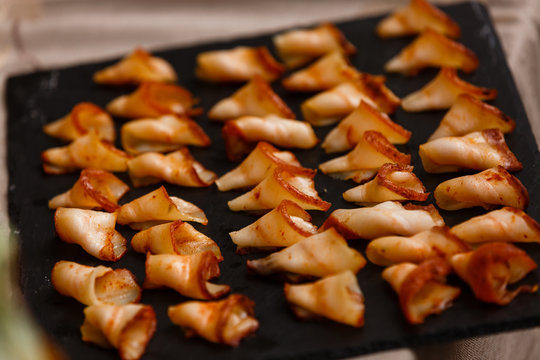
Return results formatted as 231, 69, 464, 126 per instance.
7, 2, 540, 359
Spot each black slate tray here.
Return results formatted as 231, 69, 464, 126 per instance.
6, 2, 540, 359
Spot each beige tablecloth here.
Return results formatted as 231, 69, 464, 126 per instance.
1, 1, 540, 359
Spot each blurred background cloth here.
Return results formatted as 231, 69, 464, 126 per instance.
1, 0, 539, 359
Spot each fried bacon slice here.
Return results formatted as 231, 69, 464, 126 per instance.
227, 167, 330, 212
402, 68, 497, 112
131, 220, 222, 260
385, 29, 479, 76
127, 149, 217, 188
222, 115, 318, 161
367, 226, 470, 266
81, 304, 156, 360
121, 115, 210, 155
284, 271, 365, 327
93, 47, 177, 85
376, 0, 460, 39
51, 260, 141, 306
343, 164, 428, 204
230, 200, 318, 253
434, 166, 529, 210
273, 22, 356, 68
419, 129, 522, 173
49, 169, 129, 212
107, 82, 201, 119
143, 252, 230, 300
319, 131, 411, 183
168, 294, 258, 347
382, 258, 460, 324
43, 102, 115, 142
281, 52, 360, 92
41, 131, 131, 174
449, 242, 538, 305
54, 208, 127, 261
195, 46, 284, 82
216, 141, 303, 191
246, 228, 366, 280
302, 75, 401, 127
429, 94, 516, 141
208, 75, 295, 121
116, 186, 207, 229
322, 101, 411, 153
451, 207, 540, 244
321, 201, 444, 240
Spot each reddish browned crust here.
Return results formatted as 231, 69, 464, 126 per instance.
214, 294, 258, 346
222, 121, 254, 161
98, 231, 126, 262
403, 203, 445, 224
502, 207, 540, 239
179, 116, 212, 146
254, 47, 285, 81
322, 22, 357, 55
465, 242, 538, 304
255, 141, 306, 172
79, 169, 129, 212
175, 147, 216, 187
424, 30, 479, 73
490, 166, 529, 210
376, 163, 429, 201
100, 139, 132, 159
429, 226, 471, 255
457, 94, 515, 132
320, 216, 360, 240
399, 257, 459, 324
364, 131, 411, 165
274, 167, 331, 211
440, 68, 497, 100
139, 82, 201, 117
71, 102, 110, 136
354, 101, 412, 144
197, 251, 230, 299
117, 305, 157, 360
277, 199, 317, 237
355, 74, 401, 114
252, 75, 296, 119
481, 129, 522, 171
412, 0, 461, 38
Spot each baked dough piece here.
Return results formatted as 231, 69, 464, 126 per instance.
321, 201, 444, 240
168, 294, 258, 347
229, 200, 318, 253
382, 258, 460, 324
54, 208, 127, 261
343, 164, 428, 204
434, 166, 529, 211
281, 52, 360, 92
273, 22, 356, 68
376, 0, 460, 39
319, 131, 410, 183
385, 29, 479, 76
449, 242, 538, 305
81, 304, 156, 360
51, 261, 141, 306
43, 102, 115, 142
41, 131, 131, 174
208, 75, 295, 121
367, 226, 470, 266
283, 271, 364, 327
402, 68, 497, 112
121, 115, 210, 155
216, 141, 303, 191
246, 228, 366, 280
49, 169, 129, 212
107, 82, 202, 119
302, 73, 401, 126
144, 252, 230, 300
227, 167, 330, 212
322, 101, 411, 153
451, 207, 540, 244
195, 46, 284, 82
419, 129, 522, 173
93, 47, 177, 85
429, 94, 516, 141
127, 149, 217, 188
131, 220, 222, 260
222, 115, 318, 161
116, 186, 207, 229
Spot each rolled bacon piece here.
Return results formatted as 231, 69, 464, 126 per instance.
168, 294, 259, 347
51, 260, 141, 306
382, 257, 461, 324
449, 242, 538, 305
